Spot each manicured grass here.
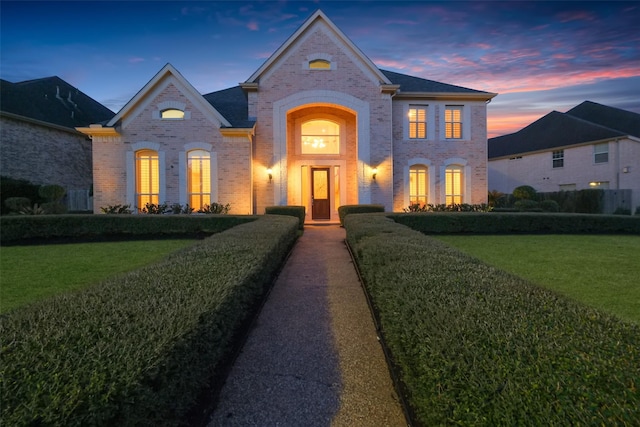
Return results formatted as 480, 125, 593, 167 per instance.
435, 235, 640, 323
0, 239, 195, 313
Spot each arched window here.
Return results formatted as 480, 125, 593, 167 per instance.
301, 119, 340, 154
161, 108, 185, 119
136, 149, 159, 209
309, 59, 331, 69
445, 165, 464, 205
409, 164, 428, 206
188, 150, 211, 211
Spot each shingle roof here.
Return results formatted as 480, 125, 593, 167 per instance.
0, 76, 115, 129
203, 86, 255, 128
380, 69, 492, 94
488, 101, 638, 159
566, 101, 640, 138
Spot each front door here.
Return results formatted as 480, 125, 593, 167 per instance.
311, 168, 331, 220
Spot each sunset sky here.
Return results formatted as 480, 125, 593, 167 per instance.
1, 1, 638, 137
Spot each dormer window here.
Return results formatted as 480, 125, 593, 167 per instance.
309, 59, 331, 70
161, 108, 185, 119
305, 53, 334, 70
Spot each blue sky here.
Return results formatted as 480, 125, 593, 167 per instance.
1, 1, 639, 137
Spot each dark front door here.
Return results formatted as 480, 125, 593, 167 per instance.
312, 168, 331, 220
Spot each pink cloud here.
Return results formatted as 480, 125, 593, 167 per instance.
247, 21, 259, 31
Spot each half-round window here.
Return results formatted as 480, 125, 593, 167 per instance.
301, 119, 340, 154
309, 59, 331, 70
161, 108, 185, 119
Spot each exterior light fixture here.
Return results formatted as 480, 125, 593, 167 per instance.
372, 167, 378, 180
267, 168, 273, 182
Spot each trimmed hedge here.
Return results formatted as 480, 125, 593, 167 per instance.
345, 214, 640, 426
337, 204, 385, 226
391, 212, 640, 234
0, 215, 299, 426
0, 214, 256, 245
265, 205, 305, 230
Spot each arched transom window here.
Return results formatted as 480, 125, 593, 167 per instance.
301, 119, 340, 154
161, 108, 185, 119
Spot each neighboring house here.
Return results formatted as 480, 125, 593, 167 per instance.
1, 76, 115, 209
78, 10, 496, 221
488, 101, 640, 213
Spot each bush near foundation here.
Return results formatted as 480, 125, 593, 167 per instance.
0, 214, 256, 245
344, 214, 640, 426
391, 212, 640, 234
0, 215, 299, 426
337, 204, 385, 226
265, 205, 306, 230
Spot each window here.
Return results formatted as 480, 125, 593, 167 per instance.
409, 165, 428, 206
161, 108, 185, 119
408, 106, 427, 139
136, 150, 159, 209
445, 165, 463, 205
552, 150, 564, 168
309, 59, 331, 69
589, 181, 609, 189
445, 106, 463, 139
594, 143, 608, 163
301, 119, 340, 154
188, 150, 211, 211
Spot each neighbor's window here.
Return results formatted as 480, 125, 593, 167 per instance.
552, 150, 564, 168
445, 106, 463, 139
408, 106, 427, 139
445, 165, 463, 205
309, 59, 331, 69
136, 149, 159, 209
594, 143, 609, 164
409, 165, 428, 206
161, 108, 185, 119
301, 119, 340, 154
589, 181, 609, 189
188, 150, 211, 211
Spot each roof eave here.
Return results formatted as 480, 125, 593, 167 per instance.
489, 135, 632, 160
1, 111, 86, 136
394, 91, 497, 101
75, 124, 120, 138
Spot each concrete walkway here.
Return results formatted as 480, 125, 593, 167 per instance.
208, 225, 406, 426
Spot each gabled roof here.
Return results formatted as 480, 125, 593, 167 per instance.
488, 103, 635, 159
245, 9, 391, 86
381, 69, 495, 99
203, 86, 254, 128
107, 63, 231, 128
0, 76, 114, 129
566, 101, 640, 138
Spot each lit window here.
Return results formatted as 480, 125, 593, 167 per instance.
309, 59, 331, 69
445, 165, 463, 205
136, 150, 159, 209
552, 150, 564, 168
445, 106, 463, 139
161, 109, 185, 119
594, 143, 608, 164
301, 119, 340, 154
408, 106, 427, 139
409, 165, 428, 206
188, 150, 211, 211
589, 181, 609, 189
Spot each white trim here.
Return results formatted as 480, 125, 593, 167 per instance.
179, 142, 217, 206
440, 158, 469, 204
403, 103, 435, 141
404, 158, 435, 207
127, 141, 165, 211
439, 104, 471, 141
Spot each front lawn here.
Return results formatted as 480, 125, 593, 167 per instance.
435, 234, 640, 324
0, 239, 195, 313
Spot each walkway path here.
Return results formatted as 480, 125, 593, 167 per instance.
208, 225, 406, 426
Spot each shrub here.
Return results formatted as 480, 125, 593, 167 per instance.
4, 197, 31, 213
0, 215, 299, 426
337, 204, 385, 226
575, 189, 604, 214
198, 203, 230, 214
512, 185, 537, 200
540, 199, 560, 212
0, 176, 42, 215
487, 189, 506, 207
39, 184, 66, 202
19, 203, 46, 215
514, 199, 540, 211
265, 205, 305, 230
140, 202, 171, 214
614, 207, 631, 215
344, 213, 640, 426
101, 204, 133, 214
170, 203, 194, 214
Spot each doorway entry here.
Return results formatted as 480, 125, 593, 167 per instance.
311, 167, 331, 220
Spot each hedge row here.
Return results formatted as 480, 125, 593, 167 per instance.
391, 211, 640, 234
265, 205, 306, 230
344, 214, 640, 426
0, 214, 256, 244
337, 204, 385, 225
0, 215, 299, 426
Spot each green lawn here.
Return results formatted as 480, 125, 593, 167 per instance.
435, 235, 640, 324
0, 239, 195, 313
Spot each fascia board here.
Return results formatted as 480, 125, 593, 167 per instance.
394, 91, 498, 101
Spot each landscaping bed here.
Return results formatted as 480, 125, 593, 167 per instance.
0, 215, 299, 426
345, 213, 640, 426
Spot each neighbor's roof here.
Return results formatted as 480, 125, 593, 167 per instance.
488, 101, 639, 159
0, 76, 115, 129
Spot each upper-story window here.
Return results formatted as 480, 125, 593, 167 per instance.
161, 108, 185, 119
309, 59, 331, 69
594, 142, 608, 164
408, 106, 427, 139
445, 106, 463, 139
552, 150, 564, 168
301, 119, 340, 154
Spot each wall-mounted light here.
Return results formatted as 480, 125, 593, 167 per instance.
267, 168, 273, 183
372, 167, 378, 181
622, 166, 630, 173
